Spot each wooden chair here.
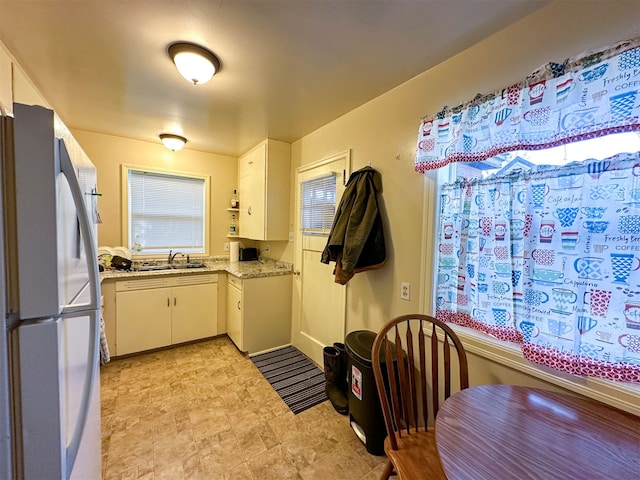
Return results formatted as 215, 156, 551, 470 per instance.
371, 314, 469, 480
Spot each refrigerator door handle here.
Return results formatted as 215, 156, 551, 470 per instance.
58, 140, 100, 314
65, 309, 99, 477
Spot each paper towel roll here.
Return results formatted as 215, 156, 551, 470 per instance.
230, 241, 240, 262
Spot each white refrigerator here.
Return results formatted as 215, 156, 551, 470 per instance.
0, 103, 102, 479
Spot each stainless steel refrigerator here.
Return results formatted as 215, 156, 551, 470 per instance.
1, 103, 101, 479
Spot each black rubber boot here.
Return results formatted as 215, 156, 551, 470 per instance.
323, 346, 348, 414
333, 342, 349, 402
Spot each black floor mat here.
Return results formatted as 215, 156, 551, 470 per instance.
251, 346, 327, 414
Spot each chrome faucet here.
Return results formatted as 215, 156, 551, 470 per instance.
168, 250, 182, 264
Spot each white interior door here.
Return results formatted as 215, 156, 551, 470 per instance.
292, 151, 350, 367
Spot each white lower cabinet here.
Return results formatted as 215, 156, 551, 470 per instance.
226, 274, 292, 354
116, 286, 172, 355
226, 278, 243, 350
115, 274, 218, 356
171, 283, 218, 344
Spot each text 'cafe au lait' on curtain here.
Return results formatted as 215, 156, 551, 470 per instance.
416, 37, 640, 383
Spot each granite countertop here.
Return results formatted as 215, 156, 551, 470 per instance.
100, 256, 293, 281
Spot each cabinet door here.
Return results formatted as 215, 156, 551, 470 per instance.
242, 275, 292, 353
171, 283, 218, 344
226, 282, 243, 350
116, 288, 172, 355
239, 143, 266, 240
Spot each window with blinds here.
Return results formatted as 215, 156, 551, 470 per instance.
300, 173, 337, 235
126, 168, 208, 254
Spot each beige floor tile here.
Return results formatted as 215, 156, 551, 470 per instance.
247, 445, 301, 479
358, 461, 391, 480
101, 336, 385, 479
300, 443, 373, 480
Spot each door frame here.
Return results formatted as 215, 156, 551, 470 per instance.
291, 150, 351, 366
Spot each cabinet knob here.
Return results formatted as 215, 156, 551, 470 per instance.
247, 206, 252, 216
293, 270, 301, 276
237, 300, 241, 310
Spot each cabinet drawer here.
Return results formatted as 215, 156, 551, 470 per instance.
227, 274, 243, 290
116, 277, 170, 291
117, 273, 217, 291
175, 273, 218, 286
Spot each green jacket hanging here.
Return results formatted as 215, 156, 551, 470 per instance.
321, 166, 386, 284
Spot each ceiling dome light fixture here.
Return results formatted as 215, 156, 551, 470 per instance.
168, 41, 221, 85
159, 133, 187, 151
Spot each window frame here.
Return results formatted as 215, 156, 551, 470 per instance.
120, 164, 211, 258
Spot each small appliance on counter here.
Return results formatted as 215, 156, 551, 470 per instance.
239, 247, 259, 261
110, 255, 132, 270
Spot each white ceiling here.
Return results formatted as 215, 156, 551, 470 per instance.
0, 0, 549, 157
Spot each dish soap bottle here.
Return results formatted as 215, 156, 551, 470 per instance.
132, 235, 143, 253
229, 214, 237, 235
231, 189, 239, 208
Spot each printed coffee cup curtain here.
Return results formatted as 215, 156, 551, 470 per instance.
437, 152, 640, 383
414, 37, 640, 172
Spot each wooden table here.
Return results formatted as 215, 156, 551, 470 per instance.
435, 384, 640, 479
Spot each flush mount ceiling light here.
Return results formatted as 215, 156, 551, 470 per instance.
159, 133, 187, 151
168, 42, 221, 85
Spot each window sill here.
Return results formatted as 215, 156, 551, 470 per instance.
444, 324, 640, 416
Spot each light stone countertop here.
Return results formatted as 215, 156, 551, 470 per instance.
99, 256, 293, 281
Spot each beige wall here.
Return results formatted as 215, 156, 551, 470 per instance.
289, 2, 640, 389
70, 130, 237, 256
0, 42, 50, 114
0, 45, 11, 113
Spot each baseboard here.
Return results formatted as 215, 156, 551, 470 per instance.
248, 343, 293, 357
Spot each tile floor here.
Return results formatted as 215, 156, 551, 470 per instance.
100, 336, 388, 479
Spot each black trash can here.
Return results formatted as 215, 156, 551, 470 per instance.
345, 330, 402, 456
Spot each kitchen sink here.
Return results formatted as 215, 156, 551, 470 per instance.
134, 262, 207, 272
171, 263, 207, 269
135, 264, 173, 271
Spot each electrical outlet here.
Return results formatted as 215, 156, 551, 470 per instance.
224, 242, 230, 251
400, 282, 411, 301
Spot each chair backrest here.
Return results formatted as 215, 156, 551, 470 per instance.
371, 314, 469, 451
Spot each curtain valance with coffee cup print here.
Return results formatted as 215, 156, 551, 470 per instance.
436, 152, 640, 382
415, 37, 640, 173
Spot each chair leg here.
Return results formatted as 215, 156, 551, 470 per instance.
380, 460, 394, 480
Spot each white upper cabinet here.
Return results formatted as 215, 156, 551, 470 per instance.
238, 138, 291, 241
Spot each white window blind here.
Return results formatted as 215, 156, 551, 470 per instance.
300, 173, 337, 235
128, 169, 205, 254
